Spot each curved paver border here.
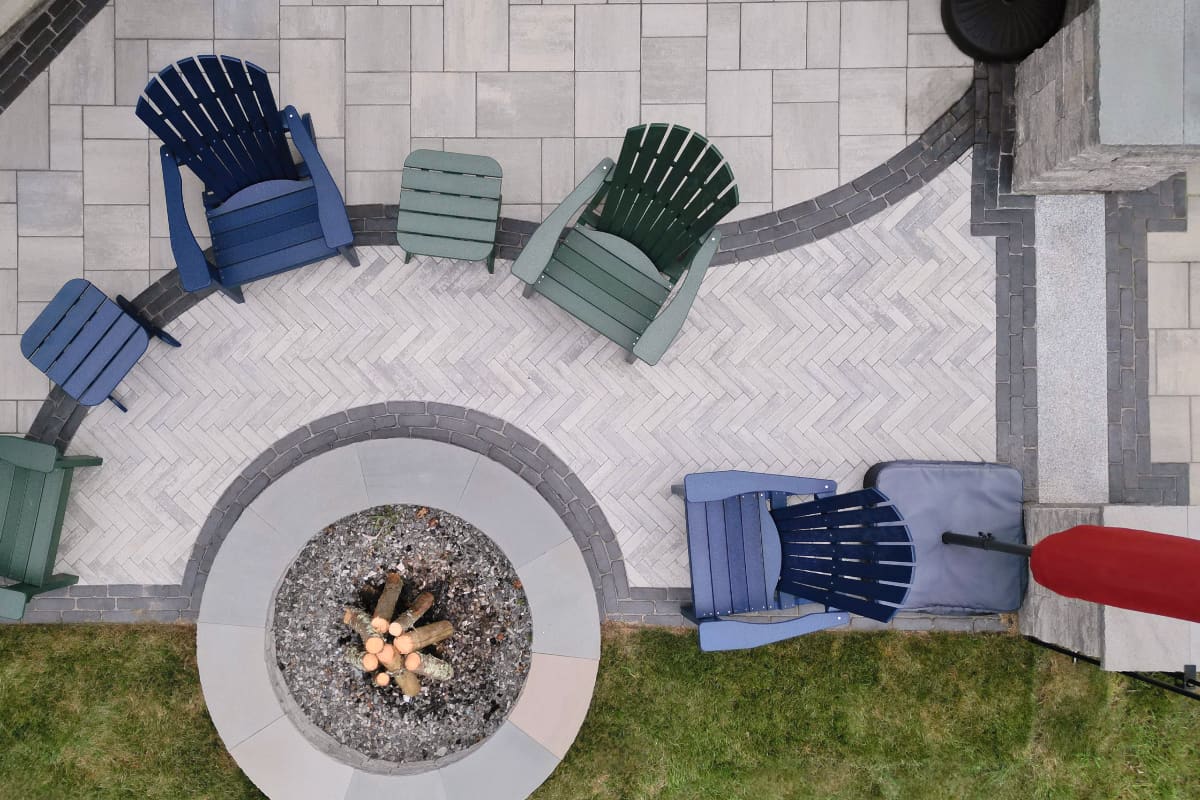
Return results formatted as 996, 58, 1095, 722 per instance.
198, 437, 600, 800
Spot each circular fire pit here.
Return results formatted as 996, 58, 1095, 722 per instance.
271, 504, 532, 764
197, 435, 600, 800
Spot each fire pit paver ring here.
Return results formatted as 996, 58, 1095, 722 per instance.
196, 438, 600, 800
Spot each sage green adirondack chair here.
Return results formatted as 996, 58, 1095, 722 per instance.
513, 124, 738, 365
0, 436, 101, 619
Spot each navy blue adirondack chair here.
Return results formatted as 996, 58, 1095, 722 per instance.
676, 471, 915, 652
137, 55, 356, 303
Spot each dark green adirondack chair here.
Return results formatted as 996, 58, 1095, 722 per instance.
0, 436, 101, 619
513, 124, 738, 365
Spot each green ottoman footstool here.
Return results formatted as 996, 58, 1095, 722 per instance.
395, 149, 503, 273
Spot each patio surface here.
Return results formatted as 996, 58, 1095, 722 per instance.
50, 152, 992, 588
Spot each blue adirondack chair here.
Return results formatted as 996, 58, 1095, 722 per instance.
137, 55, 356, 303
676, 471, 915, 652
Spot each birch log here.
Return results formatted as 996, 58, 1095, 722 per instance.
388, 592, 434, 637
371, 572, 404, 633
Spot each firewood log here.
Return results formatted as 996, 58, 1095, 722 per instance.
374, 671, 392, 687
395, 621, 454, 654
343, 607, 385, 653
371, 572, 404, 633
388, 592, 434, 637
381, 664, 423, 697
343, 647, 377, 672
377, 644, 398, 667
404, 651, 454, 681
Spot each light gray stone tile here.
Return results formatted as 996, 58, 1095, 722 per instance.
839, 68, 907, 135
15, 303, 42, 334
215, 0, 278, 39
50, 7, 114, 105
346, 7, 411, 72
839, 134, 906, 182
774, 102, 838, 169
83, 106, 147, 139
641, 37, 706, 104
840, 0, 908, 68
0, 336, 49, 400
281, 39, 345, 136
196, 624, 282, 751
740, 2, 806, 69
519, 539, 601, 658
443, 138, 542, 204
774, 69, 839, 103
1157, 329, 1200, 394
642, 3, 706, 37
18, 172, 83, 237
444, 0, 508, 72
1190, 263, 1200, 326
1149, 261, 1191, 328
346, 105, 409, 171
281, 6, 344, 38
906, 66, 972, 134
411, 6, 443, 72
199, 512, 300, 628
346, 171, 405, 204
252, 446, 370, 543
146, 40, 214, 71
706, 71, 772, 136
412, 72, 476, 138
14, 402, 39, 436
1148, 204, 1200, 261
478, 73, 573, 138
346, 73, 411, 105
50, 106, 83, 171
806, 1, 840, 68
1150, 396, 1192, 461
357, 438, 479, 509
574, 137, 621, 183
707, 136, 771, 202
214, 40, 279, 71
17, 237, 83, 302
410, 138, 443, 152
83, 270, 151, 300
502, 204, 543, 222
541, 138, 575, 205
84, 206, 150, 270
1193, 399, 1200, 460
347, 771, 447, 799
0, 400, 14, 433
576, 72, 640, 137
508, 653, 597, 759
909, 0, 943, 33
0, 174, 14, 204
0, 271, 14, 333
83, 140, 149, 205
641, 103, 706, 133
0, 74, 49, 170
575, 5, 640, 71
707, 3, 740, 70
510, 5, 574, 71
439, 724, 559, 800
116, 0, 215, 39
0, 206, 13, 268
908, 33, 972, 67
115, 40, 149, 106
231, 718, 353, 800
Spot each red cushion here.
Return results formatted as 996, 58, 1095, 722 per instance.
1030, 525, 1200, 623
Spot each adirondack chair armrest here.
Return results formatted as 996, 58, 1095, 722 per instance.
159, 147, 214, 292
281, 106, 353, 249
512, 158, 615, 284
0, 436, 59, 472
55, 455, 103, 469
697, 611, 851, 652
682, 471, 838, 503
632, 231, 720, 366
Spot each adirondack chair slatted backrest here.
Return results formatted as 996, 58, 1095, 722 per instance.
0, 460, 67, 587
136, 55, 297, 206
770, 488, 915, 622
589, 124, 738, 282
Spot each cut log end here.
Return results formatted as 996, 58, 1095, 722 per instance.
396, 620, 454, 654
404, 650, 454, 681
378, 644, 397, 667
364, 636, 385, 654
374, 671, 391, 687
362, 653, 379, 671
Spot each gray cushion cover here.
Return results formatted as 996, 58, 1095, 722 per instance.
864, 461, 1026, 615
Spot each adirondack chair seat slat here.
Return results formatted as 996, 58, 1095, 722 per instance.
218, 239, 339, 287
400, 168, 502, 200
392, 232, 497, 263
394, 211, 500, 246
531, 272, 643, 350
0, 437, 100, 619
207, 179, 318, 235
395, 150, 503, 271
398, 190, 500, 222
681, 470, 916, 650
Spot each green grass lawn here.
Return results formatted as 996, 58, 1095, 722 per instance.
1, 624, 1197, 800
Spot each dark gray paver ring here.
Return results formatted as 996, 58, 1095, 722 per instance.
197, 438, 600, 800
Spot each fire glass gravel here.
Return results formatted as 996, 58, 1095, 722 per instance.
271, 504, 533, 763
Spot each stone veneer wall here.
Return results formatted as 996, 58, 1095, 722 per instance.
1014, 3, 1200, 193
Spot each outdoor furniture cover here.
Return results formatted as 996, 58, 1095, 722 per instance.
680, 471, 915, 651
0, 436, 102, 619
513, 123, 738, 365
864, 460, 1026, 614
137, 55, 356, 303
395, 150, 503, 272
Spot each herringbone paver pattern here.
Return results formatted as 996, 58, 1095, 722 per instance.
59, 155, 994, 588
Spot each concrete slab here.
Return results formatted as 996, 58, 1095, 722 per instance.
508, 653, 598, 759
17, 172, 83, 237
0, 74, 49, 170
356, 437, 479, 511
198, 509, 301, 627
438, 723, 560, 800
346, 769, 447, 800
250, 444, 370, 543
520, 538, 602, 658
196, 623, 283, 748
232, 716, 355, 800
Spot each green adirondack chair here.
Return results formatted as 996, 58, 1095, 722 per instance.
513, 124, 738, 365
0, 436, 101, 619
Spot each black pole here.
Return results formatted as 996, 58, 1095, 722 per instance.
941, 531, 1034, 557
